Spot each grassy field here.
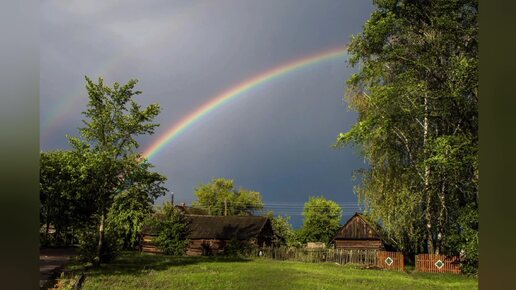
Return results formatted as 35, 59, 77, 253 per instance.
74, 252, 477, 290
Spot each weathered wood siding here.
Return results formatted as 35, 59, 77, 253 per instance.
186, 239, 226, 256
335, 215, 380, 240
332, 214, 385, 250
334, 240, 384, 250
141, 234, 162, 253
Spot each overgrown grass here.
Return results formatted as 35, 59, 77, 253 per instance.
79, 252, 477, 290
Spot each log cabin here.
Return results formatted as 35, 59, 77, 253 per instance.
331, 213, 388, 250
142, 215, 273, 256
186, 215, 273, 256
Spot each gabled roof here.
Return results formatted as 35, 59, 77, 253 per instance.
186, 215, 272, 240
332, 212, 384, 242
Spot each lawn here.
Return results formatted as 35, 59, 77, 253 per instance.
74, 252, 477, 290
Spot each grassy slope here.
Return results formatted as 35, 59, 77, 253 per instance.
80, 252, 477, 290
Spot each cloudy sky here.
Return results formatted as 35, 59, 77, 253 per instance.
40, 0, 374, 227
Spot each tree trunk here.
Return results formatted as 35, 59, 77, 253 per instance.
45, 220, 50, 244
95, 209, 106, 266
45, 198, 52, 244
437, 180, 447, 255
423, 94, 435, 254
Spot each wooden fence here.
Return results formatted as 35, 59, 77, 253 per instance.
415, 254, 461, 274
255, 247, 404, 271
141, 237, 406, 272
376, 251, 404, 272
256, 247, 378, 264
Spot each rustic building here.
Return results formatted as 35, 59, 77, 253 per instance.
186, 215, 273, 256
331, 213, 388, 250
142, 215, 273, 256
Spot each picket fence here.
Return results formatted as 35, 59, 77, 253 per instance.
253, 247, 404, 271
416, 254, 461, 274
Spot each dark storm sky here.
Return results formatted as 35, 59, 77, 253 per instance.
40, 0, 374, 228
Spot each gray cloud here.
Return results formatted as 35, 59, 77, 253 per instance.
41, 0, 373, 227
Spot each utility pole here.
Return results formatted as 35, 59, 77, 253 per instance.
170, 191, 174, 206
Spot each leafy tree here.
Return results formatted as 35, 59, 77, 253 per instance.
145, 202, 190, 256
335, 0, 478, 270
68, 76, 167, 265
106, 176, 163, 250
266, 211, 296, 247
193, 178, 264, 216
40, 150, 95, 245
298, 196, 342, 244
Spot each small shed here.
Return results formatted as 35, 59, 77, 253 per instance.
331, 213, 386, 250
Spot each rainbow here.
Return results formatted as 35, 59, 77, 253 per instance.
40, 1, 216, 142
142, 45, 348, 160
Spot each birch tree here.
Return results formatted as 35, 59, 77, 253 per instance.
336, 0, 478, 265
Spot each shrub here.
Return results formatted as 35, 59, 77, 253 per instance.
146, 202, 190, 256
77, 228, 122, 263
224, 236, 255, 257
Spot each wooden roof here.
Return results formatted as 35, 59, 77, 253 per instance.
186, 215, 272, 240
332, 213, 384, 241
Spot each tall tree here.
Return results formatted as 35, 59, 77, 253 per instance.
193, 178, 264, 216
298, 196, 342, 244
68, 76, 167, 265
336, 0, 478, 262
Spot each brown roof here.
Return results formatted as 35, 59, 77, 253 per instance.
186, 215, 272, 240
332, 212, 384, 241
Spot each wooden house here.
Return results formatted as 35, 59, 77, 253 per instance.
186, 215, 273, 256
142, 215, 273, 256
331, 213, 387, 250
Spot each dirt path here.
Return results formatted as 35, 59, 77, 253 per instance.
40, 247, 78, 289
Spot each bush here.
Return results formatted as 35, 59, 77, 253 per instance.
443, 204, 478, 276
77, 228, 122, 263
146, 202, 190, 256
458, 205, 479, 276
224, 236, 255, 257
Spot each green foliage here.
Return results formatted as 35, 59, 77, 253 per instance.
107, 185, 155, 250
146, 202, 190, 256
77, 227, 122, 263
193, 178, 264, 216
445, 204, 478, 275
224, 237, 255, 257
298, 196, 342, 244
335, 0, 478, 269
266, 211, 296, 247
40, 150, 96, 246
64, 76, 167, 265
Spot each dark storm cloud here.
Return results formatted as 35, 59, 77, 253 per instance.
41, 0, 374, 227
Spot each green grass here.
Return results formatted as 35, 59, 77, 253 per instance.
78, 252, 477, 290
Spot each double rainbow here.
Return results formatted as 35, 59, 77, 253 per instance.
143, 46, 348, 160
